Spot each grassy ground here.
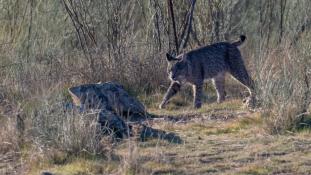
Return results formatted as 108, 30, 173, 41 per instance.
1, 99, 311, 175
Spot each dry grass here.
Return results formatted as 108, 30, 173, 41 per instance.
0, 117, 19, 154
253, 44, 311, 134
12, 99, 309, 175
0, 116, 23, 175
1, 47, 310, 174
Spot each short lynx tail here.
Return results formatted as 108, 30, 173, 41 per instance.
232, 35, 246, 47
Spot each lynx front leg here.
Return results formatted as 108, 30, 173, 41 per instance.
159, 82, 181, 109
212, 72, 226, 103
193, 84, 203, 108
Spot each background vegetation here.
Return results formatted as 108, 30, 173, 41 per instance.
0, 0, 310, 174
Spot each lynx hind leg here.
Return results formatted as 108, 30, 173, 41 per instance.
229, 65, 256, 108
230, 68, 255, 97
212, 72, 226, 103
159, 82, 181, 109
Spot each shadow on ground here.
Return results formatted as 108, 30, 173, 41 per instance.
137, 124, 183, 144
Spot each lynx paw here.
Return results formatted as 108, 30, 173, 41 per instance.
243, 96, 256, 109
194, 102, 202, 109
159, 102, 166, 109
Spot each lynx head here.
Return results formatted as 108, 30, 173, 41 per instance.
166, 53, 191, 83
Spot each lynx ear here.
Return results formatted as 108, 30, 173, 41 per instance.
68, 87, 82, 106
166, 53, 180, 62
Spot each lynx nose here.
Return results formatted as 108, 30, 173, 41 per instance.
171, 75, 178, 82
172, 75, 176, 80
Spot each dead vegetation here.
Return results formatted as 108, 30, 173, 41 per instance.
10, 100, 309, 175
0, 0, 311, 174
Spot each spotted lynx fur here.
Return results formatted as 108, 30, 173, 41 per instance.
160, 35, 255, 109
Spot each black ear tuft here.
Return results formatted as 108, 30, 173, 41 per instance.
166, 53, 180, 61
166, 53, 171, 61
166, 53, 174, 61
240, 35, 246, 42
